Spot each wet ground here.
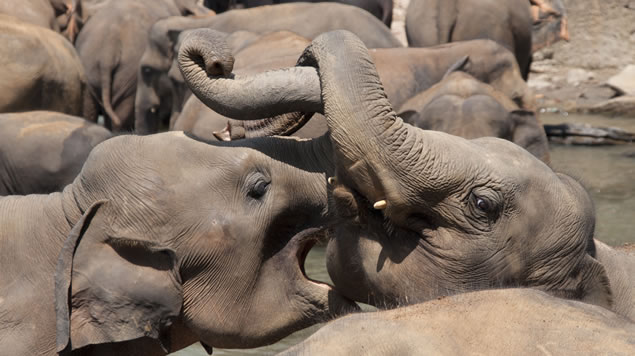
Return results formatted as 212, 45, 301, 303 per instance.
173, 112, 635, 355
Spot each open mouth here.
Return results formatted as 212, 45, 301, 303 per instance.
292, 227, 333, 288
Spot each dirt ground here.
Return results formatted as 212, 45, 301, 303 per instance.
391, 0, 635, 117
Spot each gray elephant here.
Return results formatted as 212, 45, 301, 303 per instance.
171, 36, 534, 142
405, 0, 533, 79
0, 0, 82, 42
0, 15, 95, 120
75, 0, 211, 132
135, 2, 402, 134
279, 288, 635, 356
0, 111, 112, 195
398, 70, 549, 163
0, 130, 358, 354
177, 29, 634, 321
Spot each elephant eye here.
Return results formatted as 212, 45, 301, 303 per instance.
248, 178, 270, 200
475, 197, 491, 212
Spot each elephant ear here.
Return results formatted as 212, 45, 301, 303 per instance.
442, 55, 470, 79
55, 201, 182, 354
509, 109, 550, 162
549, 254, 613, 310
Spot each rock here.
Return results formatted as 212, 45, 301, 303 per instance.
580, 85, 617, 101
566, 68, 595, 85
607, 65, 635, 96
587, 96, 635, 117
528, 75, 553, 90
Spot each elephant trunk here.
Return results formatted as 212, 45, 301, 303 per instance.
177, 29, 322, 121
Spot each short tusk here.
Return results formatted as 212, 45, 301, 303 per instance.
327, 177, 336, 185
373, 200, 387, 210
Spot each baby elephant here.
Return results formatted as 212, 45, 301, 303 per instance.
279, 288, 635, 355
0, 111, 112, 195
398, 70, 550, 163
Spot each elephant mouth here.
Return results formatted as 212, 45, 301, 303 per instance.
292, 227, 334, 288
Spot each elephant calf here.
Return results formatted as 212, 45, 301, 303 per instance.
0, 111, 111, 195
0, 131, 357, 355
178, 29, 635, 322
398, 70, 550, 163
279, 289, 635, 356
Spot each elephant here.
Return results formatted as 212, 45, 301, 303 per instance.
177, 29, 634, 321
0, 111, 112, 195
165, 36, 534, 141
531, 0, 569, 52
240, 0, 393, 27
0, 0, 82, 43
405, 0, 533, 80
397, 70, 549, 163
135, 2, 402, 134
0, 15, 96, 121
279, 288, 635, 356
0, 130, 358, 354
75, 0, 212, 132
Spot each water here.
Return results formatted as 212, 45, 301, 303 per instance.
173, 113, 634, 355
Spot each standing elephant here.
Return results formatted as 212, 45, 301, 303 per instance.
0, 0, 82, 42
0, 111, 111, 195
135, 2, 402, 134
0, 15, 96, 120
405, 0, 533, 79
240, 0, 393, 27
398, 70, 549, 163
177, 29, 634, 321
75, 0, 211, 132
280, 289, 635, 355
0, 130, 358, 354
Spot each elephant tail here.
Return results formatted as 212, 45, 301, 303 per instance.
100, 66, 122, 130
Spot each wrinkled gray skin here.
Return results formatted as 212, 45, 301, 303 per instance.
0, 131, 358, 355
75, 0, 210, 132
178, 29, 634, 321
135, 3, 401, 134
0, 111, 111, 195
398, 71, 549, 163
172, 37, 533, 141
0, 15, 96, 120
279, 289, 635, 356
405, 0, 533, 79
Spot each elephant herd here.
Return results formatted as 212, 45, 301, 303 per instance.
1, 0, 633, 355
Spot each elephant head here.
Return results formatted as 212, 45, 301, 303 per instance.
177, 29, 612, 311
398, 71, 550, 163
53, 132, 357, 353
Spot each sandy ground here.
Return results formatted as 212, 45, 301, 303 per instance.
391, 0, 635, 117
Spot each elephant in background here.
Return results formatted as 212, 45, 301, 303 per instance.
405, 0, 533, 79
0, 111, 111, 195
177, 29, 634, 321
0, 130, 358, 354
75, 0, 211, 132
279, 289, 635, 356
531, 0, 570, 51
0, 0, 82, 42
135, 3, 402, 135
0, 15, 96, 120
398, 70, 549, 163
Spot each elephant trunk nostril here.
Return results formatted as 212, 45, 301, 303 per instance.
205, 59, 226, 77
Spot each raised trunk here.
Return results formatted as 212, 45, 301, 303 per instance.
177, 29, 322, 121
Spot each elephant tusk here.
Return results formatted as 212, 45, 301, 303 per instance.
327, 177, 336, 185
373, 200, 387, 210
